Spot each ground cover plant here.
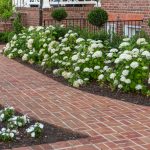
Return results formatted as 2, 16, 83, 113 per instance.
3, 25, 150, 103
0, 105, 87, 149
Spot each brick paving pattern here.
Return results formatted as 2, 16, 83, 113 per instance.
0, 46, 150, 150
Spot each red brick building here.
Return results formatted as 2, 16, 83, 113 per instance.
101, 0, 150, 34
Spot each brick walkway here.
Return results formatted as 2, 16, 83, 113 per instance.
0, 47, 150, 150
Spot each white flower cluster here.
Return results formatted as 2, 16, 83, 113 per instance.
0, 107, 14, 122
26, 122, 44, 138
8, 115, 30, 129
0, 128, 18, 141
0, 106, 44, 142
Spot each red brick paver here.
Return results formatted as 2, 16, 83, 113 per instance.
0, 50, 150, 150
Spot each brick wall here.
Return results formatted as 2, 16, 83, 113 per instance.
101, 0, 150, 34
17, 8, 40, 26
0, 21, 12, 32
43, 7, 93, 20
16, 7, 94, 27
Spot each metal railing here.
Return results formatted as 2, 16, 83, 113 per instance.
44, 18, 143, 37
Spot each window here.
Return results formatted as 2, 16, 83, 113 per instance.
124, 25, 141, 38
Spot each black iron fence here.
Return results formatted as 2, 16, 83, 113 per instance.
44, 18, 143, 37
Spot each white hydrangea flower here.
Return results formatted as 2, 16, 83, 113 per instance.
110, 73, 116, 79
103, 66, 110, 72
0, 114, 4, 119
18, 49, 23, 54
39, 123, 44, 129
142, 66, 148, 70
22, 54, 28, 61
53, 69, 59, 75
28, 39, 34, 45
120, 76, 126, 82
74, 66, 80, 71
94, 66, 100, 70
141, 51, 150, 59
110, 48, 118, 53
84, 78, 89, 81
62, 71, 73, 79
8, 53, 13, 59
72, 54, 79, 61
118, 84, 123, 89
98, 74, 104, 80
114, 80, 118, 85
123, 38, 130, 42
28, 26, 34, 31
122, 70, 129, 76
119, 53, 132, 61
43, 43, 47, 48
125, 79, 131, 84
136, 38, 147, 45
26, 127, 34, 133
92, 51, 102, 58
130, 61, 139, 69
60, 51, 65, 55
41, 62, 45, 66
10, 132, 15, 138
135, 84, 142, 90
148, 77, 150, 84
73, 79, 84, 88
114, 58, 120, 64
76, 38, 84, 43
107, 53, 113, 58
119, 42, 130, 49
83, 68, 90, 72
31, 132, 35, 138
62, 38, 68, 43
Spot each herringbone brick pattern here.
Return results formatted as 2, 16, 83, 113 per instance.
0, 50, 150, 150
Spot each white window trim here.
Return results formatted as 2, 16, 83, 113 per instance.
124, 25, 141, 37
106, 23, 117, 34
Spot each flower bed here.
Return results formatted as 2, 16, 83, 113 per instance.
0, 105, 87, 149
3, 26, 150, 100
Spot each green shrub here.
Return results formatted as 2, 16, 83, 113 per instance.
13, 13, 23, 34
51, 8, 67, 21
109, 33, 124, 48
52, 26, 69, 41
0, 32, 14, 43
0, 0, 14, 21
88, 8, 108, 28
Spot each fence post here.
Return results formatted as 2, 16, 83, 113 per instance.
116, 15, 123, 35
39, 0, 43, 26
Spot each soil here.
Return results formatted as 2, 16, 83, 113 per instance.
15, 59, 150, 106
0, 42, 6, 45
0, 105, 88, 149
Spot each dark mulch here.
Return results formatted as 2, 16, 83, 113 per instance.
14, 58, 150, 106
0, 105, 88, 149
0, 42, 6, 45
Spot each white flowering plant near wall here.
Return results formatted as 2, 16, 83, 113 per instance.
3, 26, 150, 96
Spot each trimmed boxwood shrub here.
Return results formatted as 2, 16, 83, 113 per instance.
88, 8, 108, 28
51, 8, 67, 21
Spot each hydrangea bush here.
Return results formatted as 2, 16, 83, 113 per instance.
3, 26, 150, 96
